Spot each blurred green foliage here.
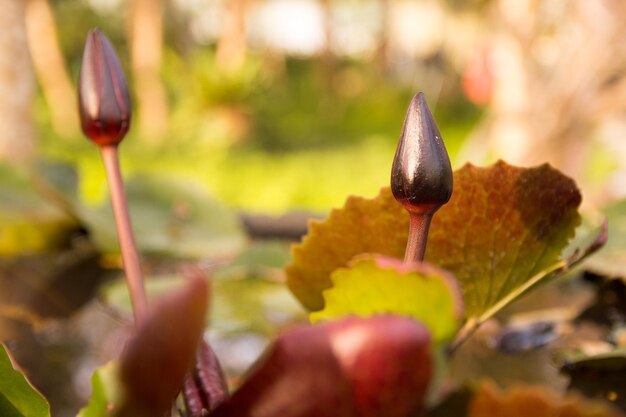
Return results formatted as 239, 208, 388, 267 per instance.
38, 67, 479, 214
37, 1, 483, 213
0, 164, 76, 256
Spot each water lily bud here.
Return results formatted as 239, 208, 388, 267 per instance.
391, 92, 453, 215
78, 29, 131, 146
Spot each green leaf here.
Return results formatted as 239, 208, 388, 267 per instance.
0, 344, 50, 417
101, 274, 188, 316
227, 240, 292, 269
462, 219, 607, 329
76, 362, 122, 417
0, 163, 76, 256
562, 348, 626, 411
287, 161, 585, 320
311, 256, 463, 343
584, 199, 626, 276
79, 174, 246, 259
101, 271, 304, 336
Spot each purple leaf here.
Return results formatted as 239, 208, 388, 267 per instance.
117, 277, 208, 417
183, 340, 229, 416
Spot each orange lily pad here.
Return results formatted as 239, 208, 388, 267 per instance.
468, 382, 624, 417
286, 161, 584, 319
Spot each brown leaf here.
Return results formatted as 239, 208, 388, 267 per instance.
469, 382, 625, 417
429, 161, 581, 316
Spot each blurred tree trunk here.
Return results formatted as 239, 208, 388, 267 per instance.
216, 0, 248, 71
376, 0, 390, 71
485, 0, 626, 174
321, 0, 333, 58
25, 0, 77, 138
459, 0, 626, 203
0, 0, 36, 162
318, 0, 335, 89
129, 0, 168, 140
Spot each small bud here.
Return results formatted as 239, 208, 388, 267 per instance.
391, 92, 453, 215
78, 29, 131, 146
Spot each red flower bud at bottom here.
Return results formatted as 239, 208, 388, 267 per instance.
211, 315, 432, 417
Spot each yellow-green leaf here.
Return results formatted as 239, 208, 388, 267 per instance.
584, 199, 626, 276
76, 362, 122, 417
311, 256, 463, 342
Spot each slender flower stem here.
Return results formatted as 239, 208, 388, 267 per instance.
404, 213, 433, 263
101, 145, 147, 323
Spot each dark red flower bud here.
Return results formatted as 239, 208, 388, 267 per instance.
391, 92, 453, 215
78, 29, 131, 146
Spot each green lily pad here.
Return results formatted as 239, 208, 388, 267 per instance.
0, 163, 76, 256
584, 199, 626, 277
79, 174, 246, 259
287, 161, 586, 321
102, 271, 304, 336
227, 240, 292, 269
311, 255, 463, 343
100, 274, 189, 317
0, 344, 50, 417
562, 348, 626, 411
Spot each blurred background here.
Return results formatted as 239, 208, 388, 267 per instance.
2, 0, 624, 212
2, 0, 626, 416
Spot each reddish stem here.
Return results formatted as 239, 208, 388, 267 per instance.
404, 213, 433, 263
100, 145, 147, 323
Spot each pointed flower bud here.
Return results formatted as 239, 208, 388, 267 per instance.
78, 29, 131, 147
391, 92, 453, 215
